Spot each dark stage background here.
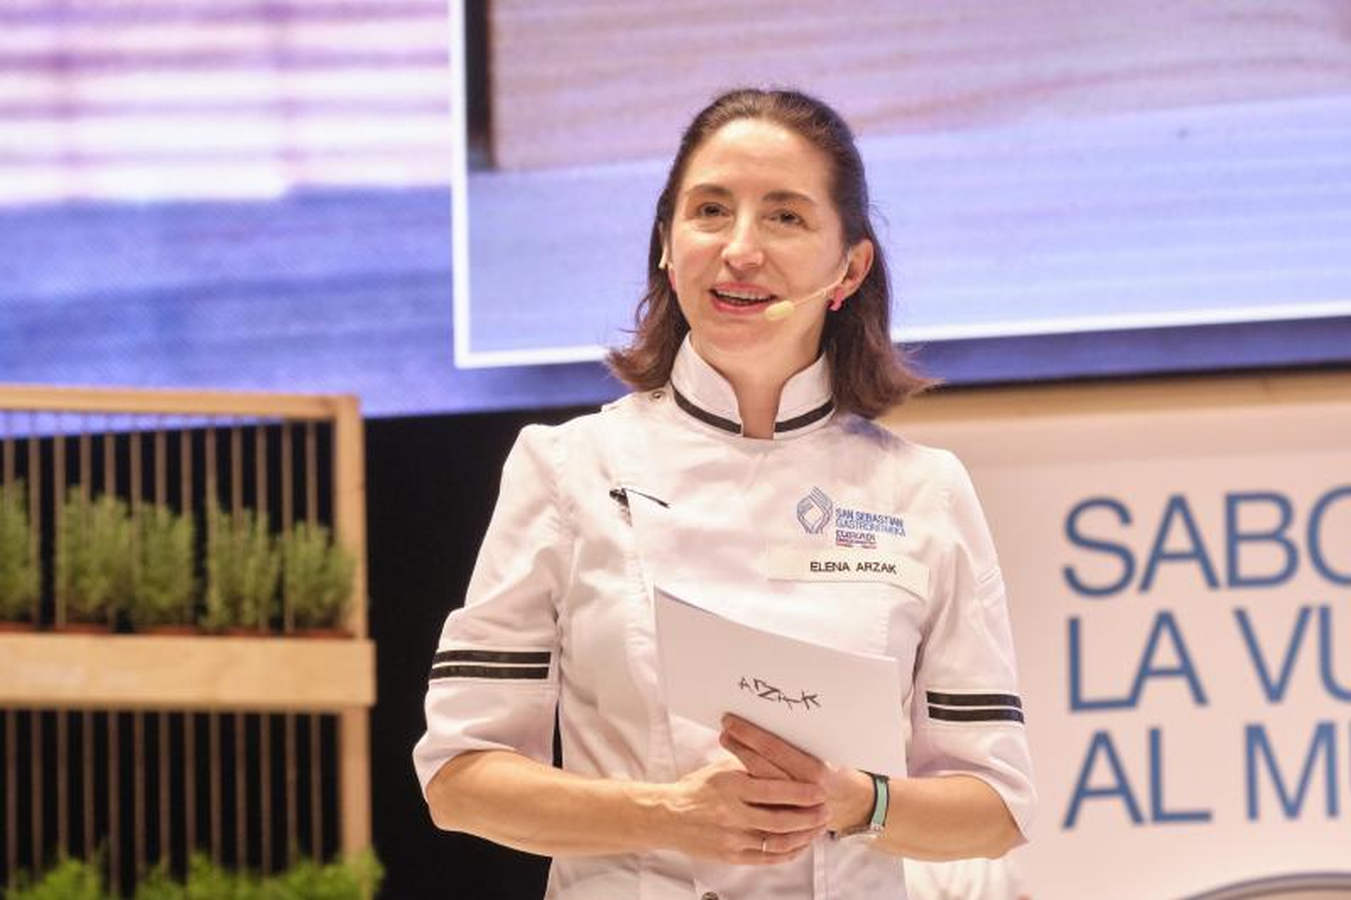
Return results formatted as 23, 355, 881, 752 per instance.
366, 404, 592, 900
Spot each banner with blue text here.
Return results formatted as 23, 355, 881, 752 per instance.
894, 375, 1351, 899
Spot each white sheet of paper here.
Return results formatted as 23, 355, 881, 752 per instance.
654, 586, 907, 777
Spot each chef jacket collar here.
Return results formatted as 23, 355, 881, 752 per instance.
668, 335, 835, 439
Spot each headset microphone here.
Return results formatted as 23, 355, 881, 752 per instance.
660, 237, 848, 321
763, 296, 804, 322
762, 259, 850, 322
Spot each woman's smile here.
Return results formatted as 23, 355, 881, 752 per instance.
710, 281, 777, 313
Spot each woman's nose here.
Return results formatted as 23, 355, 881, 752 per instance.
721, 214, 764, 270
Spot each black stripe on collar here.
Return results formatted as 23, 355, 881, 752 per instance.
670, 386, 835, 436
775, 399, 835, 433
670, 385, 741, 434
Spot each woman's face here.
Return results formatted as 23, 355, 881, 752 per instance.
667, 117, 870, 373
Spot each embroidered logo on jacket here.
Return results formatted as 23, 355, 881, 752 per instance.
835, 529, 877, 549
796, 487, 905, 547
835, 507, 906, 537
795, 487, 834, 534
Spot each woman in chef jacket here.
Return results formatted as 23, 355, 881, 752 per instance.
414, 89, 1035, 900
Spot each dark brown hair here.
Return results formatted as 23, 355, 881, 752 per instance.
605, 88, 934, 417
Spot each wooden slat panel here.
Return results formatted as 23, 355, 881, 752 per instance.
332, 396, 367, 639
56, 713, 67, 854
489, 0, 1351, 169
0, 384, 349, 419
209, 713, 221, 863
285, 713, 299, 863
338, 708, 370, 854
29, 712, 41, 870
108, 712, 120, 893
309, 715, 321, 860
157, 712, 169, 865
82, 711, 93, 856
184, 712, 197, 855
0, 382, 374, 871
3, 712, 14, 876
0, 636, 375, 710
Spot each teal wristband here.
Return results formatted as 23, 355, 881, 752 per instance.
866, 772, 890, 832
837, 771, 890, 838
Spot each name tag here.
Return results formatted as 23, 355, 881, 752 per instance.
764, 546, 930, 599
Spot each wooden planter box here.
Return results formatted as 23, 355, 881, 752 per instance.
0, 384, 373, 869
0, 632, 374, 711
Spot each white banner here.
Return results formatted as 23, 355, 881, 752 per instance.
891, 373, 1351, 899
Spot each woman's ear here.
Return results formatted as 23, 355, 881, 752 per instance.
844, 238, 875, 297
657, 223, 671, 270
658, 224, 676, 287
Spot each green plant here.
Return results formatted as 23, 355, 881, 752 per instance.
10, 850, 382, 900
264, 851, 383, 900
204, 506, 280, 631
182, 854, 260, 900
282, 523, 357, 632
133, 865, 185, 900
130, 504, 197, 629
3, 856, 107, 900
56, 490, 134, 625
0, 479, 39, 622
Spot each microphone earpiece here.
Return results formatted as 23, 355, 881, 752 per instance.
763, 300, 794, 321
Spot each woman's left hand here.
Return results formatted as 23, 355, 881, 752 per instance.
719, 714, 875, 833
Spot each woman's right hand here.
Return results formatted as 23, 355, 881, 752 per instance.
652, 758, 831, 865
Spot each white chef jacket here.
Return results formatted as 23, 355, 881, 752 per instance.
903, 855, 1027, 900
415, 336, 1036, 900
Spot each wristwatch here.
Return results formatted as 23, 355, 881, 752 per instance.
836, 771, 890, 839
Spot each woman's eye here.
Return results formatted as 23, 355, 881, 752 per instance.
695, 202, 727, 217
771, 209, 805, 226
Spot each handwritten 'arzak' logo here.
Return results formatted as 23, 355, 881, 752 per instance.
739, 676, 821, 711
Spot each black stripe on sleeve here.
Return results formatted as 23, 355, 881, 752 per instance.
433, 649, 552, 666
926, 691, 1022, 709
928, 706, 1026, 724
429, 664, 550, 681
